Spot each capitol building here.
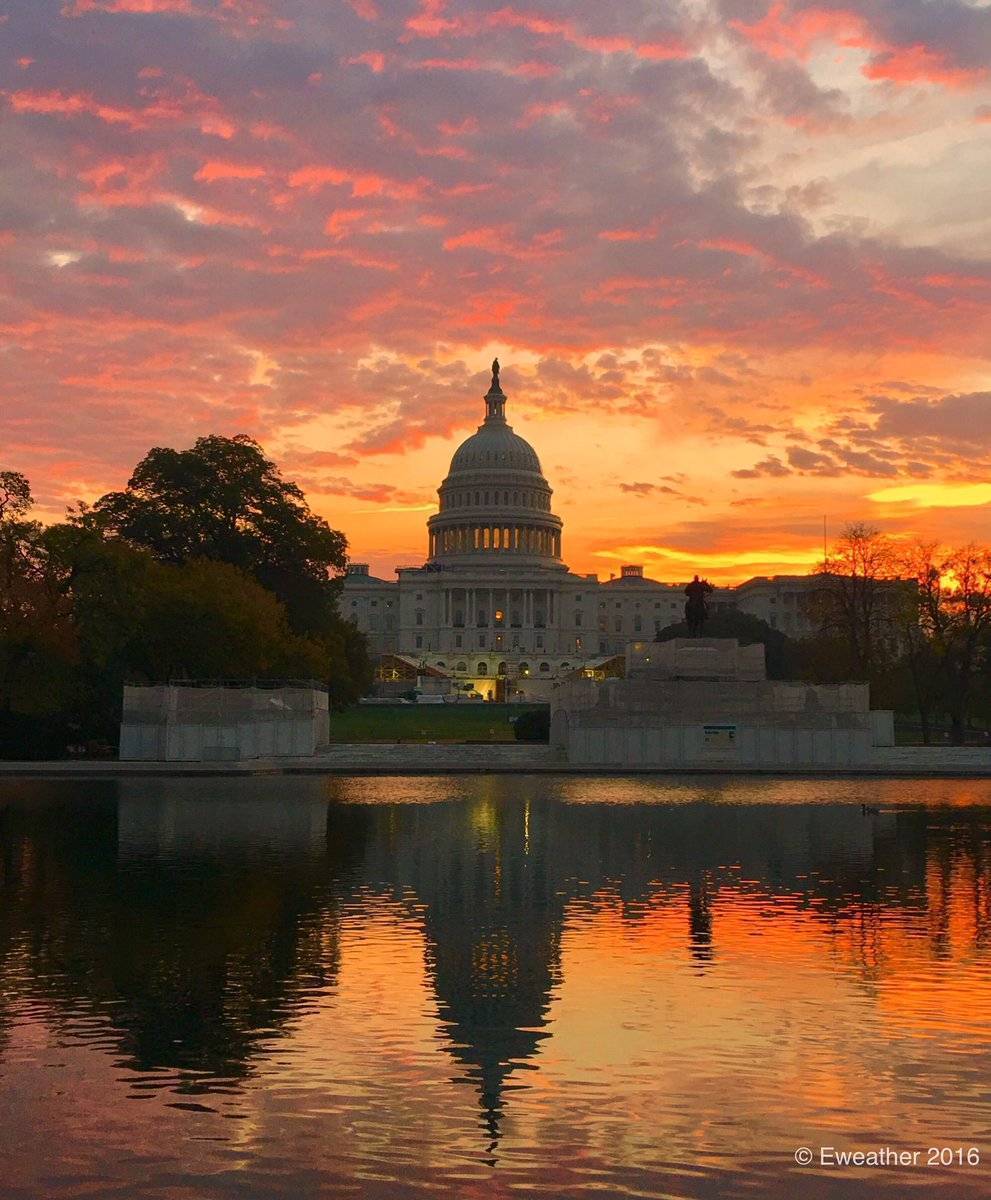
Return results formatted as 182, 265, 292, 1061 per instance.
340, 364, 824, 699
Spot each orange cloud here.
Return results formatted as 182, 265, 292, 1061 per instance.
863, 44, 987, 89
7, 88, 145, 128
731, 3, 869, 61
288, 164, 425, 200
194, 160, 267, 182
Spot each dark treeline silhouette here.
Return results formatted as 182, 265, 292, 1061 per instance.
0, 438, 372, 758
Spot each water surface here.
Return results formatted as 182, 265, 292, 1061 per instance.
1, 775, 989, 1198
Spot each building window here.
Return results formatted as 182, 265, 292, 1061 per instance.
415, 635, 423, 649
614, 618, 622, 632
455, 634, 463, 648
634, 615, 642, 632
456, 662, 466, 672
477, 662, 487, 674
478, 634, 486, 648
519, 662, 530, 675
436, 661, 446, 668
539, 662, 550, 672
371, 600, 377, 607
497, 661, 507, 675
574, 612, 582, 627
415, 593, 422, 600
415, 610, 424, 625
599, 640, 606, 653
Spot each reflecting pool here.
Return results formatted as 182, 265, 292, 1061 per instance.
1, 775, 990, 1198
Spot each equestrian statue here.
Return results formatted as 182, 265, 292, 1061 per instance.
684, 574, 714, 638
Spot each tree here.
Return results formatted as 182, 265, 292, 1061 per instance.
0, 467, 367, 757
810, 522, 903, 682
82, 434, 372, 708
0, 470, 32, 522
0, 480, 82, 756
85, 435, 349, 634
908, 543, 991, 744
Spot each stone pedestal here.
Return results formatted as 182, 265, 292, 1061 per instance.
551, 638, 890, 769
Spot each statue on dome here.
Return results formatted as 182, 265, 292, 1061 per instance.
684, 574, 713, 638
491, 357, 500, 384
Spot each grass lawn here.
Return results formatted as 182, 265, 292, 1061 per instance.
327, 703, 546, 743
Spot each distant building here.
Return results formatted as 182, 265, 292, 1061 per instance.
339, 367, 837, 699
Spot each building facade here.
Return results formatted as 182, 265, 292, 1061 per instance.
340, 366, 828, 699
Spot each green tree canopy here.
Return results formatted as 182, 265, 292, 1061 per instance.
86, 435, 348, 634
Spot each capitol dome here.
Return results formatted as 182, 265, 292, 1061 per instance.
427, 362, 563, 564
448, 423, 542, 474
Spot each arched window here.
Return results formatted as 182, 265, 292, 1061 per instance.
561, 661, 571, 669
519, 661, 530, 675
497, 661, 507, 675
455, 661, 466, 672
477, 662, 488, 674
539, 662, 550, 672
436, 661, 446, 668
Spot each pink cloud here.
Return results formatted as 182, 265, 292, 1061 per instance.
864, 44, 987, 89
194, 159, 267, 181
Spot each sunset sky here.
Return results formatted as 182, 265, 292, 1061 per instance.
2, 0, 990, 583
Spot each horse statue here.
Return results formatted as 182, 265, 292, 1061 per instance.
684, 574, 713, 638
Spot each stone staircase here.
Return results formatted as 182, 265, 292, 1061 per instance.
311, 742, 565, 772
872, 746, 991, 774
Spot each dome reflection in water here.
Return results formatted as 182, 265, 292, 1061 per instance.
1, 775, 990, 1199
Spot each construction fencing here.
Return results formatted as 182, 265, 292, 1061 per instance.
120, 683, 330, 761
